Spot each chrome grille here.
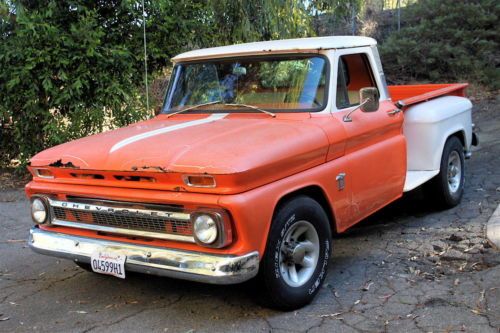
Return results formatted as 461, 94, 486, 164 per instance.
47, 198, 194, 243
52, 206, 193, 235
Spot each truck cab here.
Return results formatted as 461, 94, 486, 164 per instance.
26, 36, 476, 310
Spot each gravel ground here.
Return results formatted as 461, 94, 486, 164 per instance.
0, 98, 499, 333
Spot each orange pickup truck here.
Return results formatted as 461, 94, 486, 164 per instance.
26, 36, 478, 309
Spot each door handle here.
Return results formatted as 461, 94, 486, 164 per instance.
387, 108, 402, 116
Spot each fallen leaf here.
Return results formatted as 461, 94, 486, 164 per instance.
379, 294, 393, 300
470, 262, 481, 269
362, 281, 374, 291
319, 312, 343, 318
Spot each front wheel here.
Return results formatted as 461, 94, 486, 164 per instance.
426, 136, 465, 208
258, 196, 332, 310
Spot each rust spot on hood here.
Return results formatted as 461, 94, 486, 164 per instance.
139, 165, 169, 172
48, 159, 79, 169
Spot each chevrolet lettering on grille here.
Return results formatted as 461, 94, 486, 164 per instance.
58, 201, 176, 218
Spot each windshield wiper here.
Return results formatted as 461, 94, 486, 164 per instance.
165, 100, 222, 118
223, 103, 276, 117
166, 100, 276, 118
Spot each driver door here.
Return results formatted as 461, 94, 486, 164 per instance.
332, 51, 406, 229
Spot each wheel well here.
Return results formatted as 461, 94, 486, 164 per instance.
274, 185, 337, 234
450, 130, 465, 147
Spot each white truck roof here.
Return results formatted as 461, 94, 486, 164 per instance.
173, 36, 377, 62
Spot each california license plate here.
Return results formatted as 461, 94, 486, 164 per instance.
90, 251, 126, 279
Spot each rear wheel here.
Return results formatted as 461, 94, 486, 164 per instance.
258, 196, 332, 310
426, 136, 465, 208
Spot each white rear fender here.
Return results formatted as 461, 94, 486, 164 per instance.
404, 96, 472, 173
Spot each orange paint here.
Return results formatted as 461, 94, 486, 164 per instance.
388, 83, 468, 107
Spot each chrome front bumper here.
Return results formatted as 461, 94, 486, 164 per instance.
29, 227, 259, 284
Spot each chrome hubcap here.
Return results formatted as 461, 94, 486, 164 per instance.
279, 221, 319, 287
447, 150, 462, 193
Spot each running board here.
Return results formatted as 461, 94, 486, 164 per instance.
403, 170, 440, 192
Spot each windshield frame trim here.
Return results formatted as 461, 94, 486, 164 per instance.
161, 53, 331, 114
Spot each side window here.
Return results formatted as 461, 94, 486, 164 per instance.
336, 53, 377, 109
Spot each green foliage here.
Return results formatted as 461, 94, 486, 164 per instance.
207, 0, 315, 44
379, 0, 500, 89
0, 0, 214, 165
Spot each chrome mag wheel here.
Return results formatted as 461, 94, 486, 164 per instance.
447, 150, 462, 194
278, 220, 320, 287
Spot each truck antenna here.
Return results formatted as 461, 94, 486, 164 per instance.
142, 0, 150, 112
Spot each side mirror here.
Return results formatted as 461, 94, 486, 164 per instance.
342, 87, 380, 122
154, 105, 162, 116
359, 87, 379, 113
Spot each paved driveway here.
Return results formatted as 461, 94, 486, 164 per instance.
1, 99, 499, 332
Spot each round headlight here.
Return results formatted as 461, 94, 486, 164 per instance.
193, 214, 218, 244
31, 198, 48, 224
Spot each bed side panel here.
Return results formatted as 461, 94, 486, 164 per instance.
404, 96, 472, 171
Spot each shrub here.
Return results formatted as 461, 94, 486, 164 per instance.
0, 2, 146, 165
0, 1, 212, 166
379, 0, 500, 89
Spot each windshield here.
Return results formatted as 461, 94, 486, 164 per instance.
162, 55, 328, 114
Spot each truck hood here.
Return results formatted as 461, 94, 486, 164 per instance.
30, 113, 339, 193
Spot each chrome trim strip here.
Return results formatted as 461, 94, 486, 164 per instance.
29, 227, 259, 285
48, 198, 190, 221
51, 219, 195, 242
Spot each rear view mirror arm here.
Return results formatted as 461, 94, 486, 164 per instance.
342, 99, 370, 123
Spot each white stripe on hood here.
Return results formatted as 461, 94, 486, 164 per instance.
110, 113, 228, 153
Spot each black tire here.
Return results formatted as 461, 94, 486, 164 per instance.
75, 261, 93, 272
258, 195, 332, 310
426, 136, 465, 208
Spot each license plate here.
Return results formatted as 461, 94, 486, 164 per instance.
90, 251, 126, 279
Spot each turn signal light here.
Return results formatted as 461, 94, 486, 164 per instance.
183, 175, 216, 188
